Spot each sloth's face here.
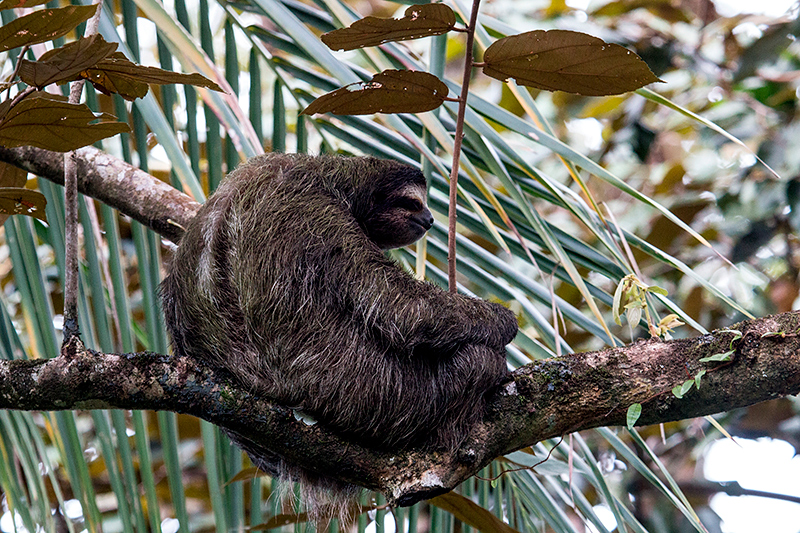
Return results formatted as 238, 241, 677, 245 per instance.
364, 183, 434, 249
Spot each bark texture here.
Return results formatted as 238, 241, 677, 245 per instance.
1, 313, 798, 505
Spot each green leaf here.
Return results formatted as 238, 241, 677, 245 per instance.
482, 29, 662, 96
321, 3, 456, 51
0, 5, 98, 53
626, 403, 642, 429
0, 187, 47, 222
694, 369, 706, 389
672, 380, 694, 398
0, 93, 130, 151
18, 34, 118, 88
78, 52, 223, 101
646, 284, 668, 296
698, 350, 734, 363
612, 275, 633, 326
301, 70, 448, 116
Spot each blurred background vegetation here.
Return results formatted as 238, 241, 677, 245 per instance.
1, 0, 800, 531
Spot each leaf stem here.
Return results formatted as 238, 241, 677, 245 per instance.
447, 0, 481, 292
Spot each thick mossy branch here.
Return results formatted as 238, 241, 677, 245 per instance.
1, 312, 798, 505
1, 147, 800, 505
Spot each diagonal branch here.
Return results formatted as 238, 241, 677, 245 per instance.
0, 145, 199, 244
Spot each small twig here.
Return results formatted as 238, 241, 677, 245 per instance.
63, 1, 104, 345
447, 0, 482, 293
7, 85, 36, 111
6, 45, 30, 98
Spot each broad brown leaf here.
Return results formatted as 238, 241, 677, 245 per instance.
483, 29, 662, 96
78, 53, 223, 101
0, 162, 30, 225
0, 5, 98, 53
430, 493, 521, 533
0, 187, 47, 222
321, 4, 456, 51
302, 70, 448, 116
0, 93, 129, 151
0, 0, 49, 11
19, 34, 118, 88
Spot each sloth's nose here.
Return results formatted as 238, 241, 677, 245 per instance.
414, 209, 434, 230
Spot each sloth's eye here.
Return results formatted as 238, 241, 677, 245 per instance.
396, 197, 424, 212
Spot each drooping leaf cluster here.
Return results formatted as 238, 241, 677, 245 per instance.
0, 2, 222, 221
303, 3, 662, 116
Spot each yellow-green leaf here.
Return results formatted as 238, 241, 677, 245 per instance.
430, 493, 521, 533
0, 187, 47, 222
302, 70, 448, 116
19, 34, 118, 88
626, 403, 642, 429
483, 29, 662, 96
78, 53, 223, 101
321, 3, 456, 51
0, 93, 130, 151
0, 0, 49, 11
0, 5, 98, 53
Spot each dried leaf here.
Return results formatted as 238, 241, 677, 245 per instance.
0, 93, 129, 151
591, 0, 691, 23
483, 29, 662, 96
302, 70, 448, 116
0, 162, 28, 226
430, 493, 520, 533
0, 0, 49, 11
78, 53, 223, 101
0, 160, 26, 188
0, 187, 47, 222
0, 5, 98, 53
19, 34, 118, 88
321, 3, 456, 51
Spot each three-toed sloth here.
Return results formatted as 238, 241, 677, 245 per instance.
160, 153, 517, 518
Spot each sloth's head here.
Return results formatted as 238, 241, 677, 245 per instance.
352, 161, 434, 249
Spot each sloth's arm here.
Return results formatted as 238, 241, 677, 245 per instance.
340, 246, 518, 352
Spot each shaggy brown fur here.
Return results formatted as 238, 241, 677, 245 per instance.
160, 153, 517, 521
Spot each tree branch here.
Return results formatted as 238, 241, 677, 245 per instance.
0, 145, 199, 244
1, 146, 799, 506
0, 309, 797, 505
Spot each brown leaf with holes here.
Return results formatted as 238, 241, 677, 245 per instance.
0, 93, 129, 152
19, 35, 118, 88
483, 29, 662, 96
0, 0, 49, 11
0, 162, 29, 225
0, 187, 47, 222
302, 70, 448, 116
77, 52, 223, 101
0, 5, 98, 53
321, 3, 456, 51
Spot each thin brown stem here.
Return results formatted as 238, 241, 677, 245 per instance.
63, 1, 103, 345
447, 0, 482, 293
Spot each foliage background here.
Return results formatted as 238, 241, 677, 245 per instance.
1, 0, 799, 531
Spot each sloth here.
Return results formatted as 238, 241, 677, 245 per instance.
160, 153, 518, 518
